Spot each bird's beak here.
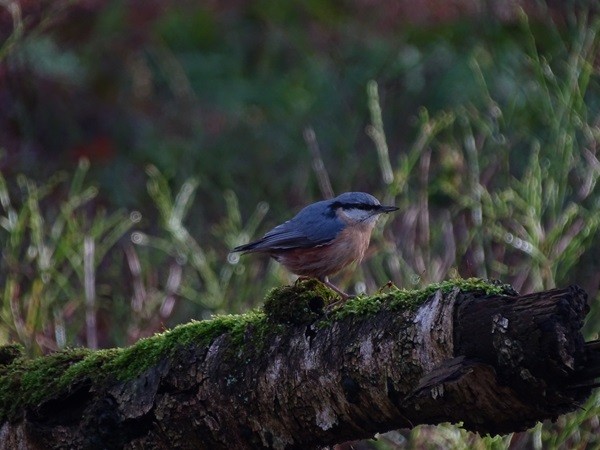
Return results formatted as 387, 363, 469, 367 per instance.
378, 205, 399, 213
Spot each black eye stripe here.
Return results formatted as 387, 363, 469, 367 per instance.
331, 202, 379, 211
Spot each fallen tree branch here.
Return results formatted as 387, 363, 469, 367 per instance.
0, 278, 597, 449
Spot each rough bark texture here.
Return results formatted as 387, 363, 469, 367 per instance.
0, 280, 597, 449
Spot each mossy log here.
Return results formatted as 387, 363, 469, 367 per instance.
0, 278, 598, 449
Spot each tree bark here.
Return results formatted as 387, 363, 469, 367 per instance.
0, 280, 598, 449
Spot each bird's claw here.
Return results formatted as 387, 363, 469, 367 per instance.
323, 294, 355, 313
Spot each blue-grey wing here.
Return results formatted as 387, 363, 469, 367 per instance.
233, 200, 343, 252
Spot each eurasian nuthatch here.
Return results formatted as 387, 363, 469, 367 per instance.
232, 192, 398, 298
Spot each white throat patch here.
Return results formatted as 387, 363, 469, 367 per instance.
340, 208, 379, 223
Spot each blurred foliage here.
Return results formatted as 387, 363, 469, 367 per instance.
0, 159, 137, 354
1, 1, 600, 449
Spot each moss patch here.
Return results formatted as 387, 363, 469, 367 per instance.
0, 344, 24, 366
264, 279, 337, 324
0, 311, 268, 423
105, 314, 258, 380
0, 347, 94, 422
328, 277, 515, 322
384, 277, 516, 309
260, 276, 513, 325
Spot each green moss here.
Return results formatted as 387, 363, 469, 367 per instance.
58, 348, 121, 388
0, 347, 93, 422
262, 276, 513, 326
0, 311, 269, 422
385, 277, 515, 308
0, 344, 24, 366
264, 279, 337, 324
103, 311, 268, 380
328, 277, 514, 322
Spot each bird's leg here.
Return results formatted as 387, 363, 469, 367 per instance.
320, 276, 349, 300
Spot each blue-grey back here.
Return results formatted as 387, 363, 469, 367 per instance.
238, 199, 344, 252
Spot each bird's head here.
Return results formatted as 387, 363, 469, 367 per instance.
329, 192, 398, 226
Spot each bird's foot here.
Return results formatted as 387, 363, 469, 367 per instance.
319, 277, 355, 311
324, 296, 356, 312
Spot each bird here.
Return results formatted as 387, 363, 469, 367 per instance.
231, 192, 398, 299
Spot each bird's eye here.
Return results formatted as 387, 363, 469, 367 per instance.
356, 204, 378, 211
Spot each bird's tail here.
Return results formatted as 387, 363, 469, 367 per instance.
231, 240, 262, 253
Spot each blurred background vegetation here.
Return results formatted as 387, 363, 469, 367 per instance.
1, 0, 599, 448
